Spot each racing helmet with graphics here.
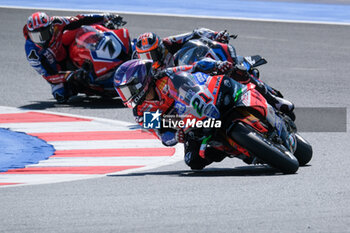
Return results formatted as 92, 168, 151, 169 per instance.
135, 32, 165, 69
26, 12, 53, 47
114, 59, 153, 108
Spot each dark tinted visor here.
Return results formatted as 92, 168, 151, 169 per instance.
117, 78, 144, 106
138, 49, 161, 63
29, 26, 52, 45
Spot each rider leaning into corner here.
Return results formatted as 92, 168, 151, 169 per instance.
133, 29, 295, 118
23, 11, 122, 103
113, 59, 295, 170
134, 28, 232, 71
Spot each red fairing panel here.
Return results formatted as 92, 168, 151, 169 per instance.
69, 26, 131, 77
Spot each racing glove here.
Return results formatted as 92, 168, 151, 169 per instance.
104, 14, 126, 28
215, 30, 230, 43
216, 61, 233, 74
66, 69, 88, 83
153, 67, 181, 80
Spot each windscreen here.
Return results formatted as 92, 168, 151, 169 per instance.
174, 40, 210, 66
75, 26, 103, 51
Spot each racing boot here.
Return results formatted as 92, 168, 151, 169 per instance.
275, 96, 294, 112
205, 147, 227, 163
184, 139, 212, 170
269, 95, 295, 117
261, 93, 296, 121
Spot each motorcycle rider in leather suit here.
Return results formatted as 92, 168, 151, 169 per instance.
134, 29, 295, 118
23, 11, 123, 103
114, 59, 294, 170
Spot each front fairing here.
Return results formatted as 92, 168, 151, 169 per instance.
75, 26, 104, 51
166, 72, 220, 124
69, 26, 130, 78
74, 26, 124, 61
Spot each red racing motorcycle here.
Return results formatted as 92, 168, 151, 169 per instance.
67, 21, 132, 97
163, 71, 312, 173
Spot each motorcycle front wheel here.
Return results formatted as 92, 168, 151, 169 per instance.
229, 122, 299, 174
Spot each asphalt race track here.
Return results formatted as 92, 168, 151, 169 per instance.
0, 7, 349, 233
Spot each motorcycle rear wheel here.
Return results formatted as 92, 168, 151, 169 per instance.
229, 122, 299, 174
293, 133, 313, 166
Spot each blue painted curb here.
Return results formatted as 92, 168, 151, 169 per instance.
0, 128, 55, 172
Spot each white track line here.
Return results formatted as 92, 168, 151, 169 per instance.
0, 121, 133, 133
27, 157, 172, 167
50, 139, 164, 150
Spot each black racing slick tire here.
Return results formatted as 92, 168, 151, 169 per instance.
293, 133, 313, 166
229, 122, 299, 174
